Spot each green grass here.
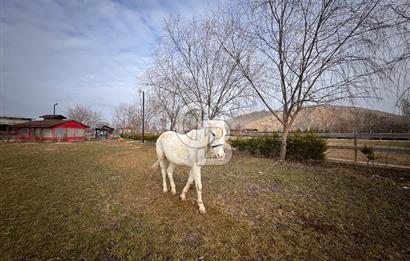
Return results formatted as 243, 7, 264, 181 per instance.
1, 141, 410, 260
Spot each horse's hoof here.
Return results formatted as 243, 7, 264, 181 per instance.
180, 194, 186, 201
171, 190, 176, 195
163, 188, 168, 193
199, 207, 206, 214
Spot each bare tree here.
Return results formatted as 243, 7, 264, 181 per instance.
112, 103, 140, 131
145, 15, 253, 121
400, 97, 410, 117
391, 59, 410, 109
222, 0, 409, 160
144, 68, 186, 131
67, 104, 103, 129
112, 91, 159, 132
137, 90, 159, 131
390, 0, 410, 20
158, 89, 184, 131
379, 0, 410, 111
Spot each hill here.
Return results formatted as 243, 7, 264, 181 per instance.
228, 106, 410, 133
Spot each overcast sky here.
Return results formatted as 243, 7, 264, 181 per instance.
0, 0, 400, 121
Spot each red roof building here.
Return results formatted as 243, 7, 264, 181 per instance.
10, 115, 89, 142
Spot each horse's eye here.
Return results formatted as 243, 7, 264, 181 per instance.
210, 131, 215, 137
213, 128, 223, 139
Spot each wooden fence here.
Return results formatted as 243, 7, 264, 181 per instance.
230, 131, 410, 168
326, 133, 410, 165
230, 131, 410, 140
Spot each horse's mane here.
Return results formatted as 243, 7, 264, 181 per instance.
185, 128, 205, 140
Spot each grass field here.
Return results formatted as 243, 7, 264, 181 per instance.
1, 140, 410, 260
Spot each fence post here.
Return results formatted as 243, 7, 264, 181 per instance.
354, 130, 358, 164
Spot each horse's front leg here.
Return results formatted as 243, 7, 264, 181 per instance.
167, 163, 176, 195
192, 165, 206, 214
180, 169, 194, 201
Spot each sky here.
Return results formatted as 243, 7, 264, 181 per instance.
0, 0, 219, 120
0, 0, 401, 122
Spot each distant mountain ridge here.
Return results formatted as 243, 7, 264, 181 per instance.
228, 106, 410, 133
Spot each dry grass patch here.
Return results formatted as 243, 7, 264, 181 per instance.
1, 141, 409, 260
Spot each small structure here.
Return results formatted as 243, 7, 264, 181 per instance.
39, 114, 67, 120
243, 128, 259, 132
11, 115, 88, 142
95, 125, 114, 138
0, 116, 32, 132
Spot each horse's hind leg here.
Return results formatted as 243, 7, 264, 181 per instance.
159, 159, 168, 193
167, 163, 176, 195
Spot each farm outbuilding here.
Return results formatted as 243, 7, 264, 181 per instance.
0, 116, 32, 132
10, 115, 89, 142
95, 125, 115, 138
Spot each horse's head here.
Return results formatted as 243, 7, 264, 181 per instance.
205, 120, 226, 160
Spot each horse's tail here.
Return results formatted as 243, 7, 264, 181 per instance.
150, 160, 160, 170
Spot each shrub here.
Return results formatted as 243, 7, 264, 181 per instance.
258, 134, 280, 158
229, 132, 327, 162
230, 137, 249, 152
246, 138, 258, 155
287, 132, 327, 161
360, 145, 376, 164
121, 133, 160, 142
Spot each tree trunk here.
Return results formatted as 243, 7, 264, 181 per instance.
170, 117, 175, 131
279, 125, 290, 161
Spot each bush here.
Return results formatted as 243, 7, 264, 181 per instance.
287, 132, 327, 161
258, 134, 280, 158
230, 138, 249, 153
230, 137, 249, 152
247, 138, 260, 155
121, 133, 160, 142
360, 145, 376, 164
230, 132, 327, 162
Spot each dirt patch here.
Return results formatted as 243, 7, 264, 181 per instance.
298, 213, 337, 234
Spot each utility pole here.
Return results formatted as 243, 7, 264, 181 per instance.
53, 103, 58, 115
139, 90, 145, 143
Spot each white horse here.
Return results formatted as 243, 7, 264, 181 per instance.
152, 120, 226, 214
